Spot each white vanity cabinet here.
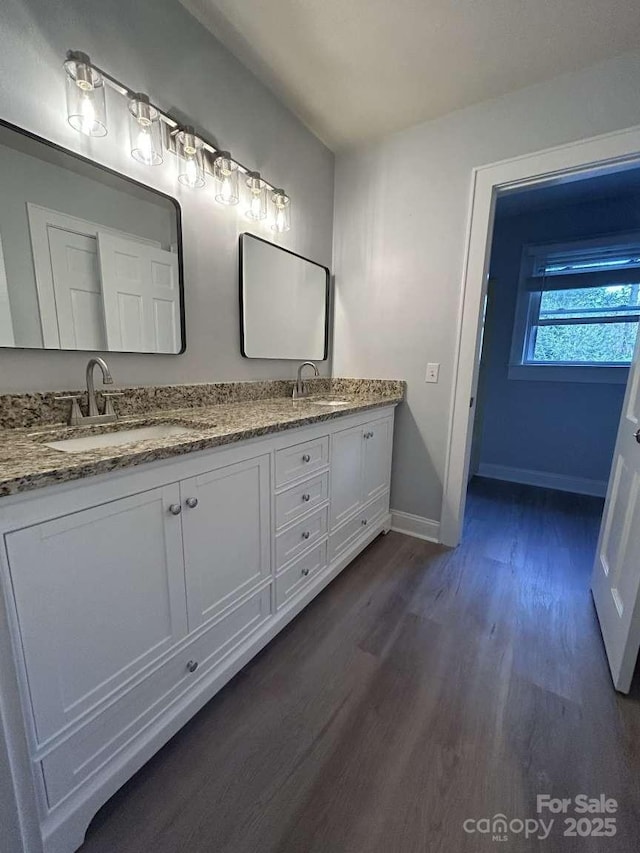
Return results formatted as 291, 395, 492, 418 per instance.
0, 405, 396, 853
330, 414, 393, 529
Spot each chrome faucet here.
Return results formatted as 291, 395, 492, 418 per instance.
56, 357, 120, 426
293, 362, 319, 400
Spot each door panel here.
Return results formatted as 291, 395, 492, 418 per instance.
181, 455, 271, 630
592, 331, 640, 692
48, 227, 107, 350
330, 424, 364, 529
5, 485, 188, 743
362, 417, 393, 503
98, 233, 180, 353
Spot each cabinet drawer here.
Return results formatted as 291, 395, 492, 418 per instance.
329, 493, 389, 562
275, 435, 329, 487
275, 507, 328, 570
40, 585, 272, 808
275, 471, 329, 530
275, 542, 328, 609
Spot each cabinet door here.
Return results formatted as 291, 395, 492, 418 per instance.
362, 417, 393, 503
5, 485, 188, 744
181, 454, 271, 630
330, 424, 365, 529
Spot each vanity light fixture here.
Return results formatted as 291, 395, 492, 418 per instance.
245, 171, 268, 220
129, 93, 163, 165
175, 126, 205, 188
61, 50, 293, 227
271, 189, 291, 233
64, 51, 107, 137
213, 152, 239, 205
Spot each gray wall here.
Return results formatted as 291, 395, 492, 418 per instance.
475, 194, 639, 490
0, 0, 334, 391
332, 49, 640, 524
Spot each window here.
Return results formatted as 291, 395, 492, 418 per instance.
510, 236, 640, 382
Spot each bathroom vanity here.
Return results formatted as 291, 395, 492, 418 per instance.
0, 379, 402, 853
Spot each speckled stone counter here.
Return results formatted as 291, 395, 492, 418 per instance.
0, 379, 404, 497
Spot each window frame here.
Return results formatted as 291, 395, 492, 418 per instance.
508, 234, 640, 383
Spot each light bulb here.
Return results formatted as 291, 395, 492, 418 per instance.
79, 92, 96, 135
64, 50, 107, 137
271, 189, 291, 233
245, 171, 267, 220
136, 127, 153, 164
176, 127, 205, 189
214, 152, 239, 205
129, 93, 163, 165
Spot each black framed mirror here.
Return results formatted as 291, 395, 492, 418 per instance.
0, 118, 185, 354
239, 233, 329, 360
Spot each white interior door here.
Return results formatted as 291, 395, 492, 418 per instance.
98, 232, 180, 353
591, 330, 640, 693
47, 227, 106, 350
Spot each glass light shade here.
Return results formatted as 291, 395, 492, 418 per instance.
64, 52, 107, 137
271, 189, 291, 233
128, 94, 163, 166
176, 127, 205, 188
213, 152, 239, 205
245, 171, 268, 220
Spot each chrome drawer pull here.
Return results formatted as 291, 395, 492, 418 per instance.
302, 453, 311, 463
302, 493, 311, 502
185, 497, 198, 509
302, 531, 311, 540
301, 567, 310, 577
186, 660, 198, 673
169, 503, 182, 515
361, 518, 368, 526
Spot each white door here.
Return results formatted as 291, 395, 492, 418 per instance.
98, 232, 180, 353
330, 423, 364, 529
48, 227, 107, 350
592, 332, 640, 693
4, 485, 188, 743
362, 417, 393, 504
181, 455, 271, 631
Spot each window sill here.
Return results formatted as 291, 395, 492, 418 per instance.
508, 364, 630, 384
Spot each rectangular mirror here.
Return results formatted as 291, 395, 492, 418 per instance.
240, 233, 329, 360
0, 119, 184, 354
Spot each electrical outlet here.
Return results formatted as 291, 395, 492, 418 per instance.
425, 362, 440, 383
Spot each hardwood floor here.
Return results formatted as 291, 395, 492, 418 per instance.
81, 478, 640, 852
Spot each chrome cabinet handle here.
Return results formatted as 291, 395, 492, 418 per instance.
361, 518, 368, 526
635, 427, 640, 444
185, 497, 198, 509
302, 453, 311, 463
302, 531, 311, 540
302, 493, 311, 502
169, 503, 182, 515
364, 431, 373, 439
301, 567, 310, 577
186, 660, 198, 673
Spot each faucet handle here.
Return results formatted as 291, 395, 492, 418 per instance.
101, 391, 123, 418
54, 395, 83, 426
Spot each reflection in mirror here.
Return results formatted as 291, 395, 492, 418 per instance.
0, 119, 184, 353
240, 233, 329, 360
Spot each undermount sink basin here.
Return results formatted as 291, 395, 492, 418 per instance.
44, 424, 190, 453
307, 399, 351, 407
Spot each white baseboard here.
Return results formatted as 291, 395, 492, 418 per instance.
390, 510, 441, 543
476, 463, 608, 498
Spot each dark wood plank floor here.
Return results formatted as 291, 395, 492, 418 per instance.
81, 478, 640, 852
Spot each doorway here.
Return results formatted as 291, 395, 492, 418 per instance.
443, 124, 640, 692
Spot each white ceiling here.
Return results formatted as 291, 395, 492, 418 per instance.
179, 0, 640, 150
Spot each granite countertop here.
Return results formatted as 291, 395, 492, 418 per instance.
0, 385, 403, 498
